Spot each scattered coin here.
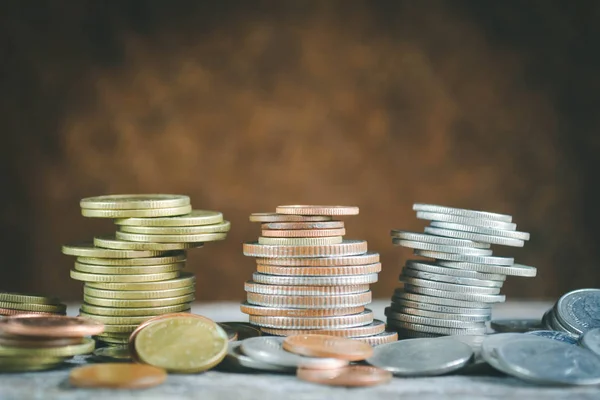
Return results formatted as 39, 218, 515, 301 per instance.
218, 323, 239, 342
555, 288, 600, 335
491, 319, 542, 333
282, 334, 373, 361
579, 327, 600, 357
525, 330, 578, 345
297, 365, 392, 387
480, 333, 533, 373
221, 341, 294, 373
69, 363, 167, 389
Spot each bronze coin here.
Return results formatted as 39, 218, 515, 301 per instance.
283, 334, 373, 361
69, 363, 167, 389
297, 365, 392, 387
0, 334, 83, 348
0, 315, 105, 338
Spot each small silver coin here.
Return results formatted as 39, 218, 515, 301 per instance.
385, 308, 486, 329
403, 285, 506, 304
525, 330, 578, 345
366, 338, 473, 376
412, 203, 513, 222
416, 211, 517, 230
490, 319, 542, 333
222, 341, 294, 373
402, 269, 504, 288
239, 337, 348, 369
389, 305, 490, 322
393, 289, 493, 309
391, 298, 492, 316
424, 226, 524, 247
400, 276, 501, 295
438, 335, 485, 363
556, 288, 600, 335
405, 260, 506, 281
392, 239, 493, 255
495, 336, 600, 385
579, 327, 600, 357
429, 221, 530, 240
390, 230, 490, 249
414, 250, 515, 266
251, 272, 379, 286
436, 260, 536, 277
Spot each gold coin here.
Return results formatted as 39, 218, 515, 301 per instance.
81, 303, 192, 316
249, 213, 332, 222
0, 292, 62, 305
79, 310, 191, 325
115, 231, 227, 243
0, 301, 67, 314
83, 294, 195, 308
85, 272, 195, 291
243, 240, 368, 258
0, 337, 95, 357
70, 270, 180, 283
93, 236, 201, 251
0, 355, 66, 367
276, 205, 359, 216
102, 324, 139, 333
80, 194, 190, 210
83, 285, 194, 300
261, 228, 346, 238
74, 262, 185, 275
115, 210, 223, 227
62, 243, 165, 259
92, 346, 132, 361
134, 314, 228, 373
77, 252, 186, 266
256, 263, 382, 276
94, 335, 130, 345
0, 363, 63, 372
240, 302, 365, 317
257, 236, 343, 246
95, 332, 131, 339
82, 205, 192, 218
255, 252, 380, 266
119, 221, 231, 235
261, 221, 345, 230
246, 292, 372, 309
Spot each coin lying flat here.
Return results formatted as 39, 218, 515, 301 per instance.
79, 310, 190, 325
261, 228, 346, 238
355, 331, 398, 346
83, 294, 194, 308
116, 231, 227, 243
93, 236, 199, 251
69, 363, 167, 389
222, 341, 293, 373
481, 333, 530, 371
0, 356, 67, 372
385, 309, 485, 329
414, 250, 514, 266
62, 243, 165, 259
246, 291, 371, 309
388, 306, 489, 322
555, 288, 600, 335
77, 252, 186, 266
283, 334, 373, 361
70, 270, 180, 283
403, 285, 505, 304
81, 303, 191, 316
255, 252, 380, 266
85, 272, 195, 291
82, 205, 192, 218
424, 226, 525, 247
0, 301, 66, 314
416, 211, 517, 230
80, 194, 190, 210
393, 239, 493, 255
258, 236, 344, 246
0, 292, 62, 306
390, 231, 490, 249
0, 337, 95, 357
297, 365, 392, 387
430, 221, 530, 240
390, 298, 491, 316
249, 310, 374, 329
579, 328, 600, 356
119, 221, 231, 235
276, 205, 359, 216
387, 320, 486, 335
74, 262, 185, 275
436, 260, 536, 277
256, 263, 381, 276
262, 221, 344, 230
240, 302, 365, 317
394, 290, 492, 309
115, 210, 223, 227
525, 330, 578, 345
412, 203, 512, 222
402, 269, 503, 288
367, 338, 473, 376
491, 319, 542, 333
405, 260, 505, 281
93, 346, 132, 362
0, 315, 105, 337
399, 276, 501, 295
244, 281, 369, 296
251, 272, 379, 286
261, 320, 386, 338
244, 240, 367, 258
250, 213, 333, 222
83, 286, 194, 300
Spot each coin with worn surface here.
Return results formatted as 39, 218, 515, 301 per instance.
0, 292, 62, 305
579, 328, 600, 356
249, 310, 374, 329
403, 285, 506, 304
405, 260, 506, 281
258, 236, 344, 246
77, 252, 186, 266
390, 230, 490, 248
71, 269, 180, 283
240, 337, 348, 369
251, 272, 379, 286
119, 221, 230, 235
402, 269, 503, 288
83, 294, 195, 308
393, 239, 493, 255
283, 334, 373, 361
412, 203, 513, 222
491, 319, 542, 333
256, 263, 381, 276
222, 341, 293, 373
81, 303, 191, 317
82, 205, 192, 218
556, 289, 600, 335
62, 243, 165, 259
93, 236, 198, 251
70, 363, 167, 389
261, 320, 386, 338
86, 272, 195, 291
116, 231, 227, 243
115, 210, 224, 227
83, 286, 194, 300
367, 338, 473, 376
424, 226, 525, 247
525, 330, 578, 345
244, 281, 369, 296
0, 315, 104, 337
240, 302, 365, 317
297, 365, 392, 387
134, 314, 228, 373
74, 261, 185, 275
355, 331, 398, 346
93, 346, 132, 361
436, 260, 536, 277
416, 211, 517, 230
276, 205, 359, 216
218, 322, 262, 340
414, 250, 515, 266
80, 194, 190, 210
0, 337, 95, 357
246, 291, 371, 309
262, 221, 344, 230
430, 221, 530, 240
255, 252, 380, 266
250, 213, 332, 222
261, 228, 346, 238
400, 276, 501, 294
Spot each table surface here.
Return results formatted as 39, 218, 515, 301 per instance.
1, 300, 599, 400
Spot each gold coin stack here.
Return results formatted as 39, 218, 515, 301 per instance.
0, 292, 67, 317
61, 194, 230, 347
241, 205, 398, 346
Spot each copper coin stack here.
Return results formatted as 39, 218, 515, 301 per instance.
241, 205, 398, 346
0, 292, 67, 317
61, 194, 230, 347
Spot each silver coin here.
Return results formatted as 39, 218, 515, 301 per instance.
541, 309, 553, 330
416, 211, 517, 230
414, 250, 514, 266
391, 298, 492, 316
548, 308, 574, 334
385, 308, 486, 329
525, 331, 578, 345
402, 269, 504, 288
223, 341, 293, 372
556, 288, 600, 335
239, 337, 348, 369
424, 226, 524, 247
393, 289, 493, 309
579, 328, 600, 357
481, 333, 534, 373
429, 221, 530, 240
438, 335, 485, 363
400, 276, 501, 295
403, 284, 505, 304
495, 336, 600, 385
490, 319, 542, 333
394, 328, 441, 339
412, 203, 513, 222
387, 320, 486, 335
249, 310, 374, 329
389, 230, 490, 249
436, 260, 536, 277
366, 338, 473, 376
406, 260, 506, 281
251, 272, 379, 286
389, 305, 490, 322
392, 239, 493, 255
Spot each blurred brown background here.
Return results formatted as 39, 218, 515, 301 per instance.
1, 0, 599, 302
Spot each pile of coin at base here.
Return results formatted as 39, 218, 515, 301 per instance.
0, 292, 67, 317
0, 315, 102, 372
61, 194, 230, 347
541, 288, 600, 339
242, 205, 397, 345
387, 203, 537, 338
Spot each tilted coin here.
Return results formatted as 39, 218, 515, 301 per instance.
414, 250, 515, 266
390, 298, 491, 316
261, 320, 386, 338
83, 294, 195, 308
74, 261, 185, 275
251, 272, 379, 286
0, 337, 95, 357
415, 211, 517, 230
93, 235, 199, 251
0, 292, 62, 305
556, 288, 600, 335
86, 272, 195, 291
246, 291, 372, 309
221, 341, 293, 373
490, 319, 542, 333
249, 213, 332, 222
258, 236, 343, 246
240, 337, 348, 369
218, 322, 262, 340
0, 301, 66, 314
0, 315, 104, 337
276, 205, 359, 216
283, 334, 373, 361
76, 252, 186, 266
385, 309, 486, 329
119, 222, 231, 235
392, 239, 493, 255
405, 260, 506, 281
115, 210, 223, 227
82, 205, 192, 218
134, 314, 229, 373
394, 290, 492, 309
388, 306, 489, 322
80, 194, 190, 210
430, 221, 530, 240
116, 231, 227, 243
127, 313, 192, 362
399, 276, 502, 295
83, 285, 194, 300
249, 310, 374, 329
436, 260, 537, 277
62, 243, 165, 259
390, 230, 490, 249
296, 365, 392, 387
262, 221, 344, 230
412, 203, 513, 222
69, 363, 167, 389
402, 284, 506, 303
255, 252, 380, 266
81, 303, 191, 316
366, 338, 473, 376
240, 302, 365, 317
354, 331, 398, 346
244, 281, 369, 296
387, 320, 486, 335
92, 346, 132, 362
261, 228, 346, 238
424, 226, 524, 247
256, 263, 381, 276
525, 330, 578, 345
544, 309, 573, 333
579, 327, 600, 356
401, 269, 503, 288
70, 269, 180, 283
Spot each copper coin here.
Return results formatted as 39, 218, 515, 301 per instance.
69, 363, 167, 389
275, 205, 359, 216
283, 334, 373, 361
261, 228, 346, 238
0, 315, 105, 338
261, 221, 344, 230
297, 365, 392, 387
0, 334, 83, 348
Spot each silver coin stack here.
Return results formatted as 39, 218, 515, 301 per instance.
542, 288, 600, 338
387, 203, 537, 338
241, 205, 398, 346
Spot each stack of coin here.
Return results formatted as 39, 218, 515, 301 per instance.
387, 203, 536, 338
0, 292, 67, 317
541, 288, 600, 338
0, 315, 102, 372
62, 194, 230, 347
242, 205, 398, 346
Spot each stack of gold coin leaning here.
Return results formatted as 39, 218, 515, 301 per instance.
242, 205, 398, 345
387, 203, 536, 338
0, 292, 67, 317
61, 194, 230, 347
0, 315, 102, 371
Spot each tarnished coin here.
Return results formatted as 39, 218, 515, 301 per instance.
416, 211, 517, 230
405, 260, 505, 281
244, 281, 369, 296
392, 239, 493, 255
0, 337, 95, 357
251, 272, 379, 286
403, 285, 506, 303
118, 221, 231, 235
255, 252, 380, 266
491, 319, 542, 333
354, 331, 398, 346
525, 330, 578, 345
76, 252, 186, 266
256, 263, 381, 276
81, 303, 191, 317
258, 236, 344, 246
218, 322, 262, 340
83, 294, 194, 308
579, 328, 600, 356
70, 363, 167, 389
400, 277, 501, 295
116, 231, 227, 243
261, 320, 386, 338
70, 269, 180, 283
249, 213, 332, 222
401, 269, 503, 288
240, 302, 365, 317
115, 210, 223, 227
436, 260, 537, 277
412, 203, 513, 222
222, 341, 293, 373
240, 337, 348, 369
430, 221, 530, 240
297, 365, 392, 387
246, 291, 371, 309
82, 205, 192, 218
262, 221, 344, 230
83, 286, 194, 300
283, 334, 373, 361
0, 315, 104, 338
424, 226, 524, 247
93, 346, 132, 362
80, 194, 190, 210
249, 310, 374, 329
93, 236, 199, 251
276, 205, 359, 216
261, 228, 346, 238
0, 292, 62, 306
366, 338, 473, 376
414, 250, 515, 266
556, 288, 600, 335
62, 243, 165, 259
86, 272, 195, 291
74, 261, 185, 275
390, 230, 490, 248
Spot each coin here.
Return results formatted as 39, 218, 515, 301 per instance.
81, 303, 191, 316
256, 263, 381, 276
276, 205, 359, 216
0, 301, 66, 314
262, 221, 344, 230
424, 226, 525, 247
405, 260, 506, 281
400, 276, 501, 295
222, 341, 293, 373
251, 272, 379, 286
134, 314, 228, 373
246, 291, 371, 309
354, 331, 398, 346
82, 205, 192, 218
403, 285, 505, 303
218, 322, 262, 340
0, 335, 83, 348
83, 294, 195, 308
119, 221, 231, 234
367, 338, 473, 376
429, 221, 530, 240
102, 324, 139, 333
0, 356, 66, 371
261, 228, 346, 238
80, 194, 190, 210
297, 365, 392, 387
257, 236, 343, 246
436, 260, 537, 277
394, 290, 492, 309
0, 292, 62, 305
0, 309, 56, 317
392, 239, 493, 255
555, 288, 600, 335
480, 332, 532, 372
255, 252, 380, 266
249, 213, 332, 222
249, 310, 374, 329
93, 235, 198, 251
70, 363, 167, 389
402, 269, 503, 288
390, 230, 490, 249
283, 334, 373, 361
240, 302, 365, 317
79, 311, 190, 325
93, 346, 132, 362
77, 252, 186, 266
0, 315, 105, 337
579, 328, 600, 356
491, 319, 542, 333
244, 281, 369, 296
390, 298, 491, 316
416, 211, 517, 230
116, 231, 227, 243
240, 337, 348, 369
387, 320, 486, 335
412, 203, 512, 222
525, 330, 578, 345
62, 243, 165, 259
0, 337, 95, 357
385, 310, 485, 329
74, 262, 185, 275
115, 210, 224, 226
71, 269, 180, 283
218, 323, 238, 341
388, 306, 489, 322
86, 272, 195, 291
83, 286, 194, 300
94, 334, 130, 345
261, 320, 386, 338
413, 250, 515, 266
